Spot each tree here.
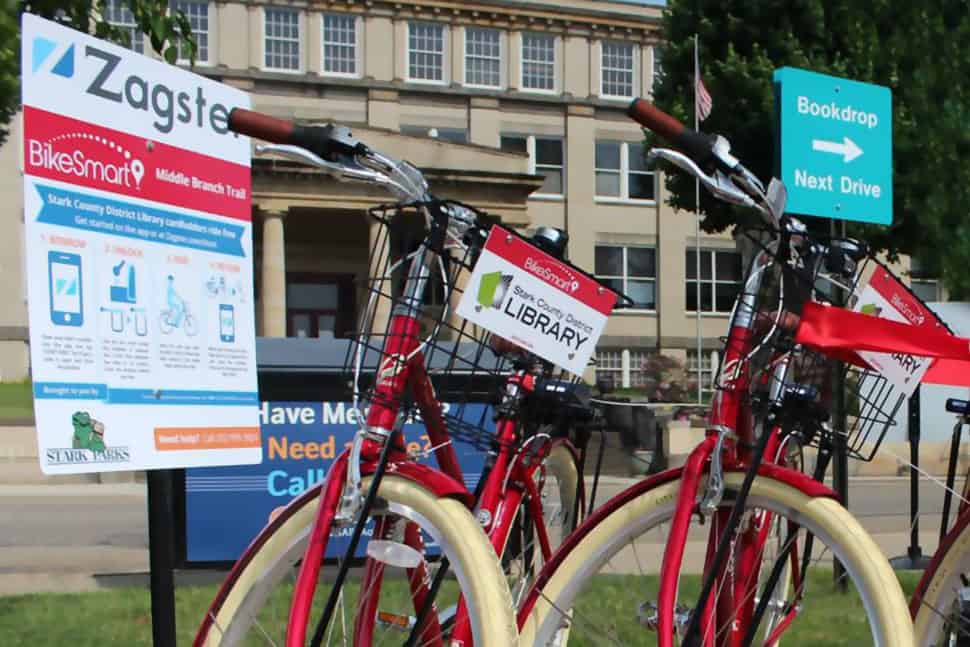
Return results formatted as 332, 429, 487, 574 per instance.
652, 1, 970, 297
0, 1, 196, 146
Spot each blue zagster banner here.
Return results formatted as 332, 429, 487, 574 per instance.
34, 184, 246, 257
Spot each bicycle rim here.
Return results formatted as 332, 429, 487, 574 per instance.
504, 440, 582, 609
195, 475, 517, 646
519, 471, 912, 646
912, 509, 970, 646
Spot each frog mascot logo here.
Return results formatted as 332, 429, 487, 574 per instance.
71, 410, 106, 452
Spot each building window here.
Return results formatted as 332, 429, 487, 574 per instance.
595, 245, 656, 310
286, 276, 353, 338
401, 125, 468, 144
912, 279, 942, 303
595, 349, 623, 389
500, 135, 564, 196
687, 350, 717, 397
322, 13, 357, 76
652, 46, 664, 83
628, 349, 653, 388
601, 41, 635, 98
910, 256, 943, 303
171, 1, 209, 63
595, 141, 655, 201
408, 22, 445, 83
686, 249, 743, 313
521, 32, 555, 91
465, 27, 501, 88
264, 7, 300, 71
105, 0, 144, 53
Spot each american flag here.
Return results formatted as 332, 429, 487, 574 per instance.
696, 75, 713, 122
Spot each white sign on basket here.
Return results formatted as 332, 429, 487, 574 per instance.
852, 265, 934, 399
456, 227, 618, 375
22, 14, 260, 474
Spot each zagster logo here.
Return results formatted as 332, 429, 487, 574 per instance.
32, 37, 74, 78
27, 130, 146, 189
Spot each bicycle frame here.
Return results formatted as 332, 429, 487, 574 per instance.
655, 247, 835, 647
284, 216, 583, 646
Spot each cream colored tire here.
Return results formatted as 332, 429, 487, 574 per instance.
196, 475, 518, 646
519, 472, 913, 646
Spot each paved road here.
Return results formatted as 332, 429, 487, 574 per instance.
0, 476, 965, 594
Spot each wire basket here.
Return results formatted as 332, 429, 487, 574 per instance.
343, 200, 590, 453
715, 229, 907, 462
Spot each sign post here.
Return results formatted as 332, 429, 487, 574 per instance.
21, 14, 261, 641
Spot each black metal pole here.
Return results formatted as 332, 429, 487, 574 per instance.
147, 469, 178, 646
889, 386, 931, 570
831, 220, 849, 591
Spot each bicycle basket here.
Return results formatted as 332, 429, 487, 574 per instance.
719, 230, 907, 461
343, 201, 590, 452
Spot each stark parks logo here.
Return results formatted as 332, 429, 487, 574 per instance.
475, 272, 513, 311
45, 411, 130, 466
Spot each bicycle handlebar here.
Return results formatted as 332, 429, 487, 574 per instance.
627, 98, 718, 168
228, 108, 366, 161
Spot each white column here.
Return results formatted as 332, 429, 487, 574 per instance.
260, 209, 287, 337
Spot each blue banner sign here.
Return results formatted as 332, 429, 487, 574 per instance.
774, 67, 893, 225
185, 401, 490, 562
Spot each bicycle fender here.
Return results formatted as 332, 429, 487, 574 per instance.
362, 461, 474, 508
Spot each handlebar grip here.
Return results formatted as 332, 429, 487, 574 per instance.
627, 98, 686, 141
946, 398, 970, 415
627, 97, 719, 168
228, 108, 363, 161
228, 108, 295, 144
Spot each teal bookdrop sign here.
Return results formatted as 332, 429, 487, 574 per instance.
774, 67, 893, 225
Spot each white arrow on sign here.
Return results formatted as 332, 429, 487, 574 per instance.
812, 136, 863, 163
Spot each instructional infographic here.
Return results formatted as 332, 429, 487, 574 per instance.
22, 14, 261, 473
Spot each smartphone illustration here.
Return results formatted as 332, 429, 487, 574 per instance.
219, 304, 235, 342
48, 251, 83, 326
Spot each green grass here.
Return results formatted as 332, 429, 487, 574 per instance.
0, 380, 33, 421
0, 571, 923, 645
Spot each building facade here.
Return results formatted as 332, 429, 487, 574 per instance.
9, 0, 926, 395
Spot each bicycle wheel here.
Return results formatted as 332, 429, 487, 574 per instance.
184, 313, 199, 337
195, 474, 518, 646
159, 311, 174, 334
518, 471, 913, 646
912, 509, 970, 646
503, 439, 583, 608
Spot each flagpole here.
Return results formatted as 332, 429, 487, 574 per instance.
694, 33, 702, 404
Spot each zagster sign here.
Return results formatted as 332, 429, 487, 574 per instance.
852, 265, 939, 398
456, 227, 617, 375
22, 14, 260, 474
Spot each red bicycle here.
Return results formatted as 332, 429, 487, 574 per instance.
511, 99, 970, 646
194, 109, 620, 646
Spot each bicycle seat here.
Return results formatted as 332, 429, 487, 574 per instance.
946, 398, 970, 415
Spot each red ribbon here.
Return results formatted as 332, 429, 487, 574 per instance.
794, 302, 970, 386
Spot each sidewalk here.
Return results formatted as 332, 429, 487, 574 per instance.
0, 477, 953, 596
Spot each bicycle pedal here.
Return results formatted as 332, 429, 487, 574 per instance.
375, 610, 415, 631
366, 539, 423, 568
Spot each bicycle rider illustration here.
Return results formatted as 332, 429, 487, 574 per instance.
160, 275, 198, 336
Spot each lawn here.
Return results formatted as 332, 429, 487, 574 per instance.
0, 570, 923, 646
0, 380, 33, 421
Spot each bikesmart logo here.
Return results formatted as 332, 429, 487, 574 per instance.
524, 257, 580, 294
28, 130, 146, 189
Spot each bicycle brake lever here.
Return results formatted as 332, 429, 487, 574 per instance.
648, 148, 758, 209
255, 143, 411, 195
